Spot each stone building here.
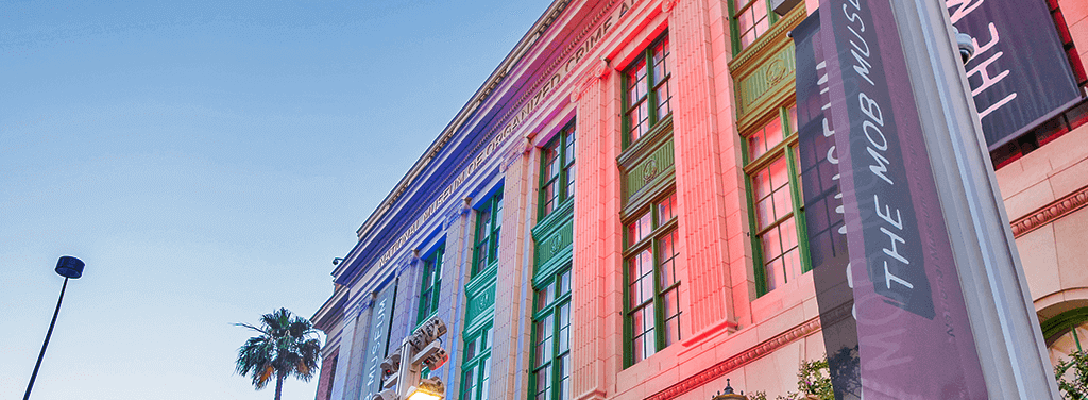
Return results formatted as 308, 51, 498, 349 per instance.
311, 0, 1088, 398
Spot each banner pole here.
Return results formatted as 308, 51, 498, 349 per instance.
889, 0, 1061, 397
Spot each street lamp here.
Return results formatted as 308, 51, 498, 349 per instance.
23, 256, 85, 400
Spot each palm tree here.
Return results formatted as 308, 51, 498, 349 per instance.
235, 308, 322, 400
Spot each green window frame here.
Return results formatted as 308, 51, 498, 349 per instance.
460, 325, 493, 400
728, 0, 780, 54
623, 192, 682, 366
529, 266, 572, 400
540, 121, 577, 219
416, 245, 444, 326
623, 32, 672, 147
473, 191, 504, 276
743, 103, 812, 297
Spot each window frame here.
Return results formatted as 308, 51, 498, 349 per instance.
622, 191, 682, 367
472, 191, 504, 277
728, 0, 782, 54
416, 244, 444, 327
460, 324, 493, 400
622, 31, 673, 148
528, 265, 573, 400
742, 104, 812, 297
539, 120, 577, 219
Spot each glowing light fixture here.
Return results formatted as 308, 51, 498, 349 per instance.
406, 378, 444, 400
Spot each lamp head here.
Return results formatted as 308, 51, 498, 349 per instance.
55, 256, 85, 279
406, 377, 445, 400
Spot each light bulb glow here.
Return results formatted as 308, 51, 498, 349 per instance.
406, 389, 442, 400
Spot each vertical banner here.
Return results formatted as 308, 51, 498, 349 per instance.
817, 0, 989, 397
795, 11, 862, 400
359, 280, 398, 399
948, 0, 1081, 149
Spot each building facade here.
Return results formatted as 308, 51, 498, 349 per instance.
312, 0, 1088, 399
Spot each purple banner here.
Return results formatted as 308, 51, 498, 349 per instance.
818, 0, 988, 397
948, 0, 1081, 149
795, 11, 862, 400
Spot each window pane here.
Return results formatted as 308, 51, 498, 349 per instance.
761, 225, 782, 261
738, 8, 753, 34
657, 192, 677, 222
748, 125, 766, 160
754, 3, 769, 36
558, 269, 571, 295
763, 116, 784, 152
567, 167, 579, 191
652, 36, 669, 83
787, 104, 799, 134
558, 354, 571, 400
463, 367, 477, 400
655, 79, 672, 119
658, 230, 680, 287
535, 366, 551, 400
627, 212, 652, 246
542, 183, 556, 216
558, 302, 570, 352
753, 164, 772, 200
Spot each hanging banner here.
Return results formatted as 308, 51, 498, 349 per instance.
948, 0, 1081, 149
817, 0, 989, 397
359, 279, 399, 399
794, 11, 862, 400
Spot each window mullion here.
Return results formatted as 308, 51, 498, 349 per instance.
785, 146, 811, 273
645, 47, 658, 127
651, 235, 667, 352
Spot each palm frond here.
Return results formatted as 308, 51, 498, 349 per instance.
234, 308, 323, 394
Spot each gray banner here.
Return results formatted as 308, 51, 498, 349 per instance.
359, 279, 398, 399
818, 0, 989, 397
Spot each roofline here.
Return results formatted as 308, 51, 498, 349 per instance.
354, 0, 573, 241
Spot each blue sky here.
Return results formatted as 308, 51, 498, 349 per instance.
1, 1, 543, 399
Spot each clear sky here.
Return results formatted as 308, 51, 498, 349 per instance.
1, 1, 544, 399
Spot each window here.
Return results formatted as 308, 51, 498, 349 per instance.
473, 192, 504, 276
744, 104, 810, 296
729, 0, 790, 53
529, 267, 572, 400
624, 192, 682, 366
624, 32, 672, 145
540, 121, 577, 218
416, 245, 443, 326
461, 326, 493, 400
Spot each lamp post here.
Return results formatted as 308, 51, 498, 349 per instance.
23, 256, 85, 400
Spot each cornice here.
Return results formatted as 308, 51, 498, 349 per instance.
645, 316, 824, 400
1010, 183, 1088, 237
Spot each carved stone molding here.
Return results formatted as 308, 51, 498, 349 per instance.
662, 0, 680, 13
645, 316, 823, 400
571, 74, 600, 102
1010, 184, 1088, 237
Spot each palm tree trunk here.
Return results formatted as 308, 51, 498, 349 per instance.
274, 372, 285, 400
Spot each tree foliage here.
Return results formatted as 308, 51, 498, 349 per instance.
1057, 350, 1088, 400
235, 308, 322, 400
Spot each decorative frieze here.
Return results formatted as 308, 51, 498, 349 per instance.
1010, 184, 1088, 236
729, 6, 806, 131
645, 316, 825, 400
623, 137, 676, 202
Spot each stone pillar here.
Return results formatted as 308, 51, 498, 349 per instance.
571, 67, 621, 400
667, 0, 740, 339
489, 148, 535, 400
